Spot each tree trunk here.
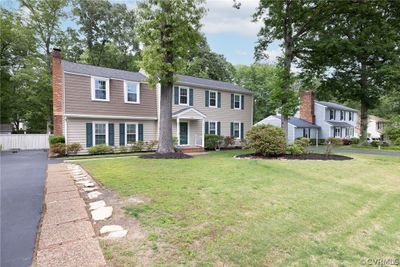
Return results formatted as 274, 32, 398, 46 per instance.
157, 82, 175, 153
359, 62, 369, 144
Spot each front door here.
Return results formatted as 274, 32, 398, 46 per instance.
179, 122, 188, 145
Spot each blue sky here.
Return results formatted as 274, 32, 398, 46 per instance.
2, 0, 282, 65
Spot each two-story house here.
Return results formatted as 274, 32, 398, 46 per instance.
52, 49, 253, 152
355, 114, 387, 140
255, 91, 357, 144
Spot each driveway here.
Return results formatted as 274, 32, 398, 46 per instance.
309, 146, 400, 157
1, 150, 61, 267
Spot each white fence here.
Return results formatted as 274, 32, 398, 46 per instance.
0, 134, 50, 150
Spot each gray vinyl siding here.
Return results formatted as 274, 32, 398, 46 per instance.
255, 116, 296, 144
172, 86, 253, 138
66, 118, 157, 151
64, 73, 157, 117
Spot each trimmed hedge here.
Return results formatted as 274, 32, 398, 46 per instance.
245, 125, 286, 156
205, 134, 223, 150
49, 135, 65, 145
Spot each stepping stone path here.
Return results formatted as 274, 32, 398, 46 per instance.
106, 230, 128, 239
88, 191, 102, 199
82, 187, 97, 192
84, 181, 95, 187
91, 207, 113, 221
89, 200, 106, 210
100, 225, 123, 234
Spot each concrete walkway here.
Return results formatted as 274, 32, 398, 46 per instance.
35, 163, 106, 267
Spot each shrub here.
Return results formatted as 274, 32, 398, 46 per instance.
67, 143, 81, 155
223, 136, 235, 147
309, 138, 325, 145
381, 141, 390, 147
49, 135, 65, 145
295, 137, 310, 148
394, 137, 400, 146
50, 143, 66, 156
325, 137, 343, 155
370, 140, 380, 147
342, 138, 352, 145
130, 141, 145, 152
286, 144, 305, 155
146, 140, 158, 151
117, 146, 128, 153
204, 134, 223, 150
172, 136, 178, 146
88, 144, 113, 154
351, 137, 359, 144
245, 125, 286, 156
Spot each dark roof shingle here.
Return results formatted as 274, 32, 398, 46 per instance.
273, 115, 320, 128
315, 101, 357, 112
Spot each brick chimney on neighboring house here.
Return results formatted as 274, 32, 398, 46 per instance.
299, 91, 315, 124
52, 48, 63, 135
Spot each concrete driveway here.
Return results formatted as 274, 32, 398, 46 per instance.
1, 150, 61, 267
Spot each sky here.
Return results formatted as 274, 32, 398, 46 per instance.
1, 0, 282, 65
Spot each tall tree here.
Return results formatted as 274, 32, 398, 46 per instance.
250, 0, 330, 140
299, 0, 400, 143
137, 0, 206, 153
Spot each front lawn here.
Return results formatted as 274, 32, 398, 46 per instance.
79, 150, 400, 266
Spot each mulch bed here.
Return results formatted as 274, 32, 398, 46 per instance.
139, 152, 193, 159
235, 153, 353, 161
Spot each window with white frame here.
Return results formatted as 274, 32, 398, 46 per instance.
126, 123, 137, 144
94, 123, 107, 145
179, 87, 188, 105
209, 121, 217, 135
349, 112, 353, 121
377, 122, 384, 130
209, 91, 217, 107
125, 81, 140, 103
329, 109, 335, 120
91, 77, 109, 101
340, 111, 345, 120
234, 94, 241, 109
233, 122, 240, 138
334, 127, 341, 137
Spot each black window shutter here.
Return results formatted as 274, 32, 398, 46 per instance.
86, 123, 93, 147
217, 121, 221, 135
217, 92, 221, 108
205, 90, 209, 107
241, 95, 244, 110
174, 86, 179, 105
230, 122, 234, 137
189, 88, 194, 106
108, 123, 114, 146
240, 123, 244, 139
231, 94, 234, 109
205, 121, 209, 134
119, 123, 125, 146
138, 124, 144, 141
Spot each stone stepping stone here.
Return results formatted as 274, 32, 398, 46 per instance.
89, 200, 106, 210
82, 187, 97, 192
84, 182, 95, 187
106, 230, 128, 239
91, 206, 113, 221
76, 180, 90, 185
74, 177, 85, 181
100, 225, 123, 234
87, 191, 102, 199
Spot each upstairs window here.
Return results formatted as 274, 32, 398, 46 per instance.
126, 123, 137, 144
340, 111, 345, 120
377, 122, 384, 130
91, 77, 109, 101
124, 81, 140, 104
329, 109, 336, 120
179, 87, 188, 105
209, 91, 217, 107
234, 94, 241, 109
349, 112, 353, 121
94, 123, 107, 145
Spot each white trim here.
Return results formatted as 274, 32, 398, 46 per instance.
64, 71, 147, 84
201, 118, 205, 147
125, 122, 138, 145
124, 81, 140, 104
178, 86, 189, 106
208, 121, 218, 135
172, 107, 206, 118
65, 113, 157, 120
208, 90, 218, 108
91, 76, 110, 102
175, 81, 252, 95
233, 94, 242, 110
92, 121, 109, 146
178, 120, 190, 146
232, 121, 241, 139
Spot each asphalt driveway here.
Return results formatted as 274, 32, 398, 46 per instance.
1, 150, 61, 267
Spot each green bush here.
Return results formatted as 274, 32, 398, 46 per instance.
351, 137, 360, 144
67, 143, 81, 155
88, 144, 113, 154
394, 137, 400, 146
50, 143, 66, 156
49, 135, 65, 145
117, 146, 128, 153
286, 144, 305, 155
146, 140, 158, 151
245, 125, 286, 156
130, 141, 145, 152
309, 138, 325, 145
370, 140, 380, 147
325, 137, 343, 155
295, 138, 310, 148
204, 134, 223, 150
224, 136, 235, 147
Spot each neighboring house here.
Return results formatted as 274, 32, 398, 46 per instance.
256, 91, 358, 144
52, 49, 253, 152
0, 124, 12, 134
355, 114, 387, 140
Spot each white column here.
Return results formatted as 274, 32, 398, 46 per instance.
201, 118, 205, 148
177, 117, 180, 145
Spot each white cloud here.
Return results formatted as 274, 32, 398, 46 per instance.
202, 0, 261, 36
234, 49, 249, 56
264, 47, 282, 63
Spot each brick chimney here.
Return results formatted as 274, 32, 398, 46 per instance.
300, 91, 315, 124
52, 48, 63, 135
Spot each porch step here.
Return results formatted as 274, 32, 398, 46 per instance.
180, 147, 205, 153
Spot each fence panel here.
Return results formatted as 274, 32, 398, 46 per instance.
0, 134, 50, 150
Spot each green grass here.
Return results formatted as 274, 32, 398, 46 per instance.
79, 150, 400, 266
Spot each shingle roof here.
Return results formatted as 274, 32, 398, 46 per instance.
327, 121, 354, 127
273, 115, 320, 128
315, 101, 358, 112
62, 60, 252, 94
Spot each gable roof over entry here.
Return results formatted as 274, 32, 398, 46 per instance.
172, 107, 206, 119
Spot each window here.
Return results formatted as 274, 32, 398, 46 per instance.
349, 128, 354, 136
340, 111, 345, 120
377, 122, 384, 130
303, 128, 310, 138
94, 123, 107, 145
209, 91, 217, 107
91, 77, 109, 101
334, 127, 341, 137
126, 123, 137, 144
349, 112, 353, 121
233, 122, 240, 138
209, 122, 217, 135
234, 94, 241, 109
124, 81, 140, 103
329, 109, 336, 120
179, 87, 188, 105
